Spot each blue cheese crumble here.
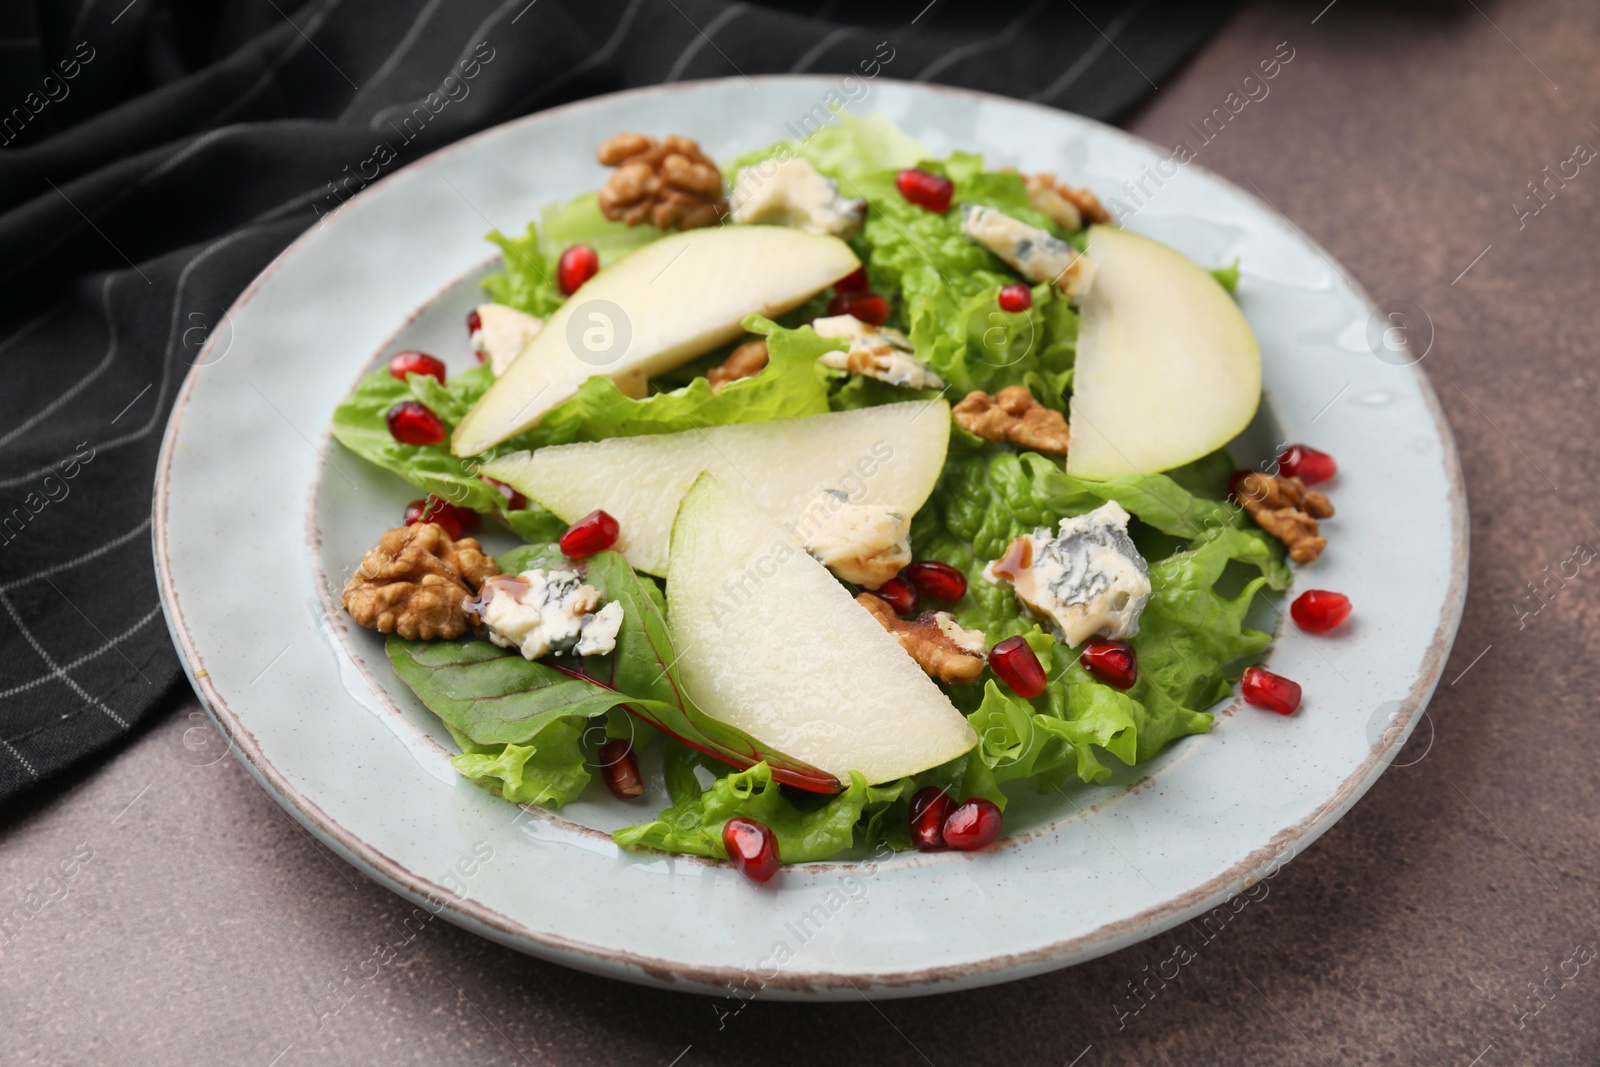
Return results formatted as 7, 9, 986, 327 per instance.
959, 204, 1096, 302
811, 315, 945, 391
471, 570, 623, 660
729, 158, 866, 237
797, 489, 912, 590
982, 501, 1151, 646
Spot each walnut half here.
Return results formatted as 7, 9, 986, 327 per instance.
1025, 172, 1112, 230
953, 386, 1071, 454
858, 593, 987, 685
706, 339, 768, 392
1234, 472, 1334, 563
342, 524, 499, 640
596, 132, 727, 231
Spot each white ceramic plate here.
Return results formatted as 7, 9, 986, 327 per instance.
155, 78, 1466, 1000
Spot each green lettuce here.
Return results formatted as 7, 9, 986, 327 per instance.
726, 112, 929, 186
329, 362, 578, 531
482, 193, 665, 317
535, 315, 835, 440
615, 750, 898, 862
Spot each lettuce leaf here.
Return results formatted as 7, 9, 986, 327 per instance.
614, 750, 895, 862
448, 719, 593, 808
482, 193, 665, 317
329, 362, 579, 530
534, 315, 835, 440
726, 112, 929, 186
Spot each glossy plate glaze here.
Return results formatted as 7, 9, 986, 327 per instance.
154, 78, 1466, 1000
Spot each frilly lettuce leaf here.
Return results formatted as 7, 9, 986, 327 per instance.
482, 193, 665, 317
533, 315, 834, 440
726, 112, 929, 186
614, 750, 896, 862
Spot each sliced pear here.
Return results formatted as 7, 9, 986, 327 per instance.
1066, 226, 1261, 480
479, 400, 949, 577
668, 474, 977, 785
452, 227, 860, 456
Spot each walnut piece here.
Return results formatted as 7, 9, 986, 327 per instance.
707, 339, 769, 392
342, 524, 499, 640
952, 386, 1071, 454
1234, 472, 1335, 563
858, 593, 987, 685
1025, 172, 1112, 230
596, 132, 727, 231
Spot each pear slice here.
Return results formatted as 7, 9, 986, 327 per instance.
668, 474, 977, 785
452, 226, 860, 456
479, 399, 950, 577
1066, 226, 1261, 480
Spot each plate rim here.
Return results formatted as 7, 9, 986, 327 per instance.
153, 74, 1469, 996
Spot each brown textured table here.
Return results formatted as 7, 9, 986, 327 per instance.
5, 2, 1598, 1063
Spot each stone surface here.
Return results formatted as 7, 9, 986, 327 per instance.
5, 1, 1600, 1062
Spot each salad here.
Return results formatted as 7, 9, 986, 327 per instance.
331, 115, 1349, 884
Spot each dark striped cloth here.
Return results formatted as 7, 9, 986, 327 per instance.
0, 0, 1237, 802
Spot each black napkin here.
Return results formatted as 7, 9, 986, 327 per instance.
0, 0, 1238, 802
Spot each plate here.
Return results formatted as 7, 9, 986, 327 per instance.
154, 77, 1466, 1000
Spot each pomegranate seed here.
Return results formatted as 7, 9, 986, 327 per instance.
1080, 640, 1138, 690
466, 309, 482, 336
403, 497, 461, 539
1241, 666, 1302, 715
997, 284, 1033, 313
943, 798, 1002, 851
874, 576, 920, 615
835, 267, 870, 293
989, 636, 1047, 699
557, 244, 600, 295
559, 509, 619, 558
597, 739, 643, 799
482, 475, 527, 511
895, 168, 954, 213
723, 817, 781, 884
909, 787, 954, 851
1277, 444, 1337, 485
905, 561, 966, 602
386, 401, 447, 445
826, 291, 890, 326
450, 505, 480, 533
388, 350, 447, 384
1291, 590, 1352, 633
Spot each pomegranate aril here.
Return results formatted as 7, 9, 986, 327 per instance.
997, 284, 1033, 313
403, 497, 461, 540
450, 505, 480, 533
989, 636, 1047, 699
943, 798, 1002, 851
482, 475, 527, 511
557, 243, 600, 295
835, 267, 870, 293
905, 561, 967, 602
1291, 589, 1352, 633
909, 786, 954, 851
1241, 666, 1302, 715
1277, 444, 1337, 485
723, 817, 781, 884
597, 740, 644, 799
386, 401, 447, 445
388, 350, 447, 384
1080, 640, 1138, 690
874, 576, 920, 615
466, 309, 482, 336
896, 168, 954, 214
826, 291, 890, 326
559, 509, 620, 558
